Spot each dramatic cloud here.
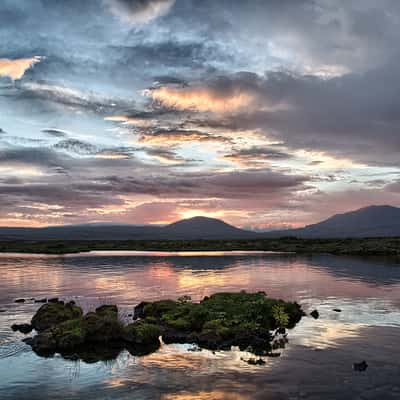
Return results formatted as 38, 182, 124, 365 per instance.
53, 139, 98, 156
1, 0, 400, 227
0, 56, 42, 80
106, 0, 175, 24
41, 129, 69, 138
145, 83, 254, 113
137, 128, 232, 145
224, 146, 293, 166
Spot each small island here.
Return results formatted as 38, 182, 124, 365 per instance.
18, 292, 304, 363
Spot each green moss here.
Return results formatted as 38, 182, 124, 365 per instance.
81, 311, 124, 343
143, 300, 178, 318
31, 301, 83, 331
95, 305, 118, 319
27, 292, 304, 360
53, 318, 86, 350
124, 322, 161, 346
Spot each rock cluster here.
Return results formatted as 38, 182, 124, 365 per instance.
20, 292, 304, 361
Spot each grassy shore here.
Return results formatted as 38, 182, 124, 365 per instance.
0, 237, 399, 256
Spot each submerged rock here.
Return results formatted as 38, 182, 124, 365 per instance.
353, 360, 368, 371
15, 299, 25, 303
333, 308, 342, 313
244, 357, 266, 365
310, 309, 319, 319
34, 298, 47, 303
11, 323, 33, 334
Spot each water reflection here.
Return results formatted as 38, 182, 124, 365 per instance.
1, 252, 400, 399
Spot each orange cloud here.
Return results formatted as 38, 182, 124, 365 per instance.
144, 85, 254, 113
0, 56, 42, 80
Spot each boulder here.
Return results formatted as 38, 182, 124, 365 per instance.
11, 323, 33, 334
31, 301, 83, 331
123, 321, 161, 346
81, 310, 124, 343
310, 309, 319, 319
31, 331, 57, 356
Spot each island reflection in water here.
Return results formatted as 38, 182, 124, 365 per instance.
1, 252, 400, 400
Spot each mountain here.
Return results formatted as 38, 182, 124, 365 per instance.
0, 205, 399, 241
163, 216, 259, 240
269, 205, 400, 238
0, 216, 259, 241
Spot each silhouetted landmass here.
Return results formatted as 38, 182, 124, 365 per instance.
269, 205, 400, 238
0, 216, 259, 241
1, 206, 400, 242
0, 237, 399, 256
0, 206, 400, 255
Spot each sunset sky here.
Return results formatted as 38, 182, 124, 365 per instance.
1, 0, 400, 229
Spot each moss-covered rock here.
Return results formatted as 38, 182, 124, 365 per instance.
142, 291, 304, 355
31, 301, 83, 331
81, 311, 124, 343
124, 321, 161, 346
24, 292, 304, 360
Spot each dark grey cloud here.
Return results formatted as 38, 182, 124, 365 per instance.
224, 146, 293, 165
14, 81, 133, 115
178, 67, 400, 166
137, 128, 232, 145
0, 147, 66, 169
42, 128, 68, 138
53, 139, 98, 156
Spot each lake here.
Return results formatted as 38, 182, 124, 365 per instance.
1, 252, 400, 399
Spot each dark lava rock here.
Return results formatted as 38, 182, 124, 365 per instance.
31, 331, 57, 356
48, 298, 59, 303
31, 301, 83, 331
22, 337, 34, 345
245, 357, 266, 365
266, 352, 281, 357
310, 309, 319, 319
133, 301, 150, 320
333, 308, 342, 313
11, 323, 33, 334
34, 298, 47, 303
15, 299, 25, 303
353, 360, 368, 371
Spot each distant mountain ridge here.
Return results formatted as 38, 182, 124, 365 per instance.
0, 216, 260, 241
0, 205, 399, 240
274, 205, 400, 238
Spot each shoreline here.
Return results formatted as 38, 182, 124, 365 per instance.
0, 237, 399, 256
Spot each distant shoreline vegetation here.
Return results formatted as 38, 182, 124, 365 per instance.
0, 237, 399, 256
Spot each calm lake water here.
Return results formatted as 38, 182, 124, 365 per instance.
1, 252, 400, 400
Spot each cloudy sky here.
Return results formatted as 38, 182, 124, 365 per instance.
0, 0, 399, 229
